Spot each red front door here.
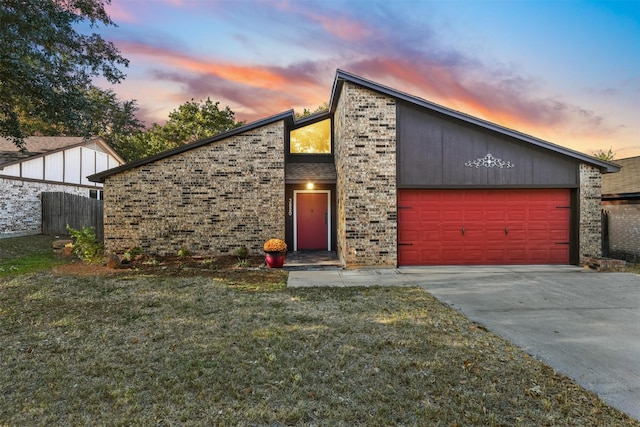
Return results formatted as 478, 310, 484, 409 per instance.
296, 192, 329, 250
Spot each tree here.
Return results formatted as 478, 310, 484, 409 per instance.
86, 89, 145, 159
18, 87, 144, 151
0, 0, 128, 150
119, 98, 245, 162
295, 103, 329, 119
593, 147, 615, 161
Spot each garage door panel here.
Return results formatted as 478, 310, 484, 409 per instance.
398, 189, 570, 266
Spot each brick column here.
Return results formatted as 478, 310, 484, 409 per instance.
334, 83, 397, 267
579, 163, 602, 262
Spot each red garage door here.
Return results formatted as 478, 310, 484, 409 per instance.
398, 189, 571, 266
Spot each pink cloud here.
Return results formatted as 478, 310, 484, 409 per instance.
111, 27, 631, 155
104, 2, 137, 23
311, 15, 373, 41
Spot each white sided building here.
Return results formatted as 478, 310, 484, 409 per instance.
0, 136, 124, 238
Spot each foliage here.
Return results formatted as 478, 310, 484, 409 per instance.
263, 238, 287, 253
177, 247, 191, 258
593, 147, 616, 161
0, 0, 129, 149
123, 246, 143, 262
234, 246, 249, 259
119, 98, 245, 161
66, 225, 104, 264
294, 102, 329, 119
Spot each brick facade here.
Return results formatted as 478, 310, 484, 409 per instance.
0, 177, 89, 237
97, 72, 612, 267
602, 203, 640, 262
334, 82, 397, 266
579, 164, 602, 262
103, 121, 285, 256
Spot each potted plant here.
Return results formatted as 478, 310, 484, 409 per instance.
263, 238, 287, 268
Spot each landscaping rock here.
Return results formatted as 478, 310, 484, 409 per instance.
53, 239, 74, 258
106, 253, 121, 269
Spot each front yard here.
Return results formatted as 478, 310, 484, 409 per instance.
0, 236, 638, 425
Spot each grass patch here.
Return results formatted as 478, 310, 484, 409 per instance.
0, 235, 66, 276
1, 271, 637, 426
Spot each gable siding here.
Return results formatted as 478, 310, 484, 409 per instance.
334, 82, 397, 266
397, 102, 579, 187
103, 121, 285, 256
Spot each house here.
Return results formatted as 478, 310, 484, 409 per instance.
89, 70, 619, 267
601, 156, 640, 262
0, 136, 125, 237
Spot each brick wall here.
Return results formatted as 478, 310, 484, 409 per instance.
579, 164, 602, 262
103, 121, 285, 256
602, 202, 640, 262
0, 177, 89, 237
334, 82, 397, 267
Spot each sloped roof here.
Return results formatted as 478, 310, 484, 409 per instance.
89, 110, 294, 183
286, 162, 336, 183
601, 156, 640, 196
0, 136, 124, 168
88, 69, 620, 183
330, 69, 620, 174
0, 136, 85, 166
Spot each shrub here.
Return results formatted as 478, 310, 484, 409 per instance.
234, 246, 249, 259
123, 246, 143, 262
66, 225, 104, 264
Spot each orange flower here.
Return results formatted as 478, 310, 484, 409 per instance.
263, 238, 287, 253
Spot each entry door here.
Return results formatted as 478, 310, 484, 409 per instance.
295, 191, 330, 250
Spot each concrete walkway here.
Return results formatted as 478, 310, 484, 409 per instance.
287, 266, 640, 420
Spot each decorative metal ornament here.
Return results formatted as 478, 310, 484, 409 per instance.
465, 153, 515, 169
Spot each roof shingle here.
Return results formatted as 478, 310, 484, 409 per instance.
0, 136, 85, 166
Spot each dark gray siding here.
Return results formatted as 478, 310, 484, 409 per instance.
397, 102, 579, 188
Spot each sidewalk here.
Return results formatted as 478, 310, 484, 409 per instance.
287, 265, 584, 288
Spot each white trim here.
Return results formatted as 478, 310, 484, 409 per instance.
293, 190, 331, 251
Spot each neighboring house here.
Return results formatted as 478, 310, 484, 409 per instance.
601, 156, 640, 262
0, 136, 125, 238
89, 70, 619, 267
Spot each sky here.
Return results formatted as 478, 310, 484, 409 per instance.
93, 0, 640, 159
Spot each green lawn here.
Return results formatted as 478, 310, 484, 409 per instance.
0, 235, 66, 276
0, 236, 638, 425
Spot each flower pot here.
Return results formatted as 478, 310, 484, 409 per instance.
265, 252, 286, 268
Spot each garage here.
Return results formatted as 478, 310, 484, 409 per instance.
398, 189, 571, 266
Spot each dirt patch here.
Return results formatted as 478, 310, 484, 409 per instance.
52, 254, 269, 279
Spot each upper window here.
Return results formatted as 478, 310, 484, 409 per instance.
290, 119, 331, 154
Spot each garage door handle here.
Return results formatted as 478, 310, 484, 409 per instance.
461, 226, 465, 236
505, 227, 509, 235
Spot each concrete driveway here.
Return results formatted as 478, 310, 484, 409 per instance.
288, 266, 640, 420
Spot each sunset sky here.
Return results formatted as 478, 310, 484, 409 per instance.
93, 0, 640, 159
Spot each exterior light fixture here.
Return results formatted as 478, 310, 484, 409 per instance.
306, 182, 314, 190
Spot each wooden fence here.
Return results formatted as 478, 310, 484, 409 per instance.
41, 192, 103, 241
